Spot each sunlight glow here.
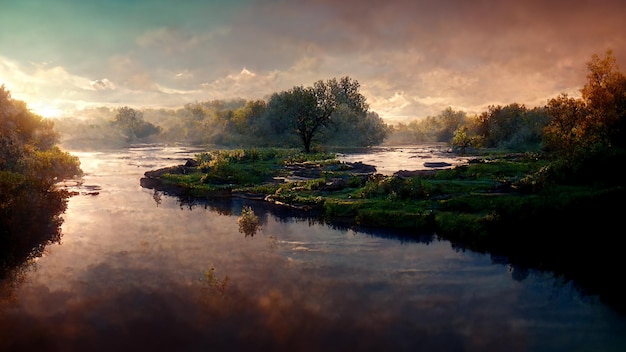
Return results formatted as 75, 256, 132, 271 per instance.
30, 103, 62, 118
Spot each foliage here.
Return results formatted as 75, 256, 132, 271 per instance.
0, 171, 68, 278
0, 85, 80, 277
283, 151, 336, 164
112, 106, 161, 142
543, 94, 588, 158
357, 175, 432, 200
319, 110, 389, 147
387, 103, 549, 152
264, 76, 372, 153
0, 85, 82, 184
21, 146, 82, 183
55, 79, 389, 151
451, 127, 472, 153
160, 148, 340, 196
200, 266, 230, 295
581, 49, 626, 149
237, 206, 260, 237
472, 103, 549, 151
542, 49, 626, 182
387, 107, 470, 144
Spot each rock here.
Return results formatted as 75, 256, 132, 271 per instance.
346, 161, 377, 174
423, 161, 452, 168
184, 158, 199, 167
144, 165, 183, 178
321, 178, 347, 191
393, 170, 437, 178
143, 164, 196, 178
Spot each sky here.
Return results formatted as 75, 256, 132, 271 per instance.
1, 0, 625, 124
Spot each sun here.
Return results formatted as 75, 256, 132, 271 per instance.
31, 104, 62, 118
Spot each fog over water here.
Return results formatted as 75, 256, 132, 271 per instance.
1, 144, 625, 351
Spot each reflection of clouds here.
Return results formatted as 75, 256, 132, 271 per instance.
1, 147, 616, 350
0, 262, 494, 351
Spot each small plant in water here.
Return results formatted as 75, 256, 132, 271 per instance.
237, 205, 260, 237
201, 267, 230, 295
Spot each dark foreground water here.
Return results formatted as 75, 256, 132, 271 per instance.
1, 144, 625, 352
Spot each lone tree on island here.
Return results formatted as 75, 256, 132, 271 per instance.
267, 76, 369, 153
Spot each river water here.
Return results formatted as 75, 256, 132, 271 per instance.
1, 144, 625, 352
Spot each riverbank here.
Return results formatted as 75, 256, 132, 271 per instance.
140, 147, 626, 314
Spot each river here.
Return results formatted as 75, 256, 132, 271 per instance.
1, 144, 625, 352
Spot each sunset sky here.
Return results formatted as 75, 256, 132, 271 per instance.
1, 0, 624, 123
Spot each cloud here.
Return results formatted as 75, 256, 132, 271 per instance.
2, 0, 625, 122
91, 79, 115, 91
0, 56, 100, 114
223, 0, 626, 119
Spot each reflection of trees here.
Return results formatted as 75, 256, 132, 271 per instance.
0, 184, 69, 279
177, 197, 235, 216
153, 190, 440, 245
152, 190, 162, 207
238, 206, 260, 237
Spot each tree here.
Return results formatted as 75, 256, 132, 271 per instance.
543, 93, 588, 157
437, 107, 466, 142
112, 106, 142, 141
580, 49, 626, 149
321, 110, 390, 147
474, 103, 537, 149
112, 106, 161, 142
259, 91, 302, 148
350, 111, 389, 147
544, 50, 626, 159
266, 76, 369, 153
289, 85, 320, 152
452, 127, 472, 154
231, 100, 267, 144
0, 84, 81, 183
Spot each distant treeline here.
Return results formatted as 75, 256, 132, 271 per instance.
387, 104, 550, 152
56, 77, 390, 152
55, 50, 625, 170
390, 50, 626, 162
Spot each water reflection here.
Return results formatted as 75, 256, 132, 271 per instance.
337, 144, 471, 175
0, 184, 69, 280
152, 189, 162, 207
237, 206, 261, 237
2, 145, 626, 351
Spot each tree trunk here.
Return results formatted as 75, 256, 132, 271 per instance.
303, 134, 312, 153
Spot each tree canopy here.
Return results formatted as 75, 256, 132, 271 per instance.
112, 106, 161, 142
1, 85, 82, 185
544, 49, 626, 159
265, 76, 373, 152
